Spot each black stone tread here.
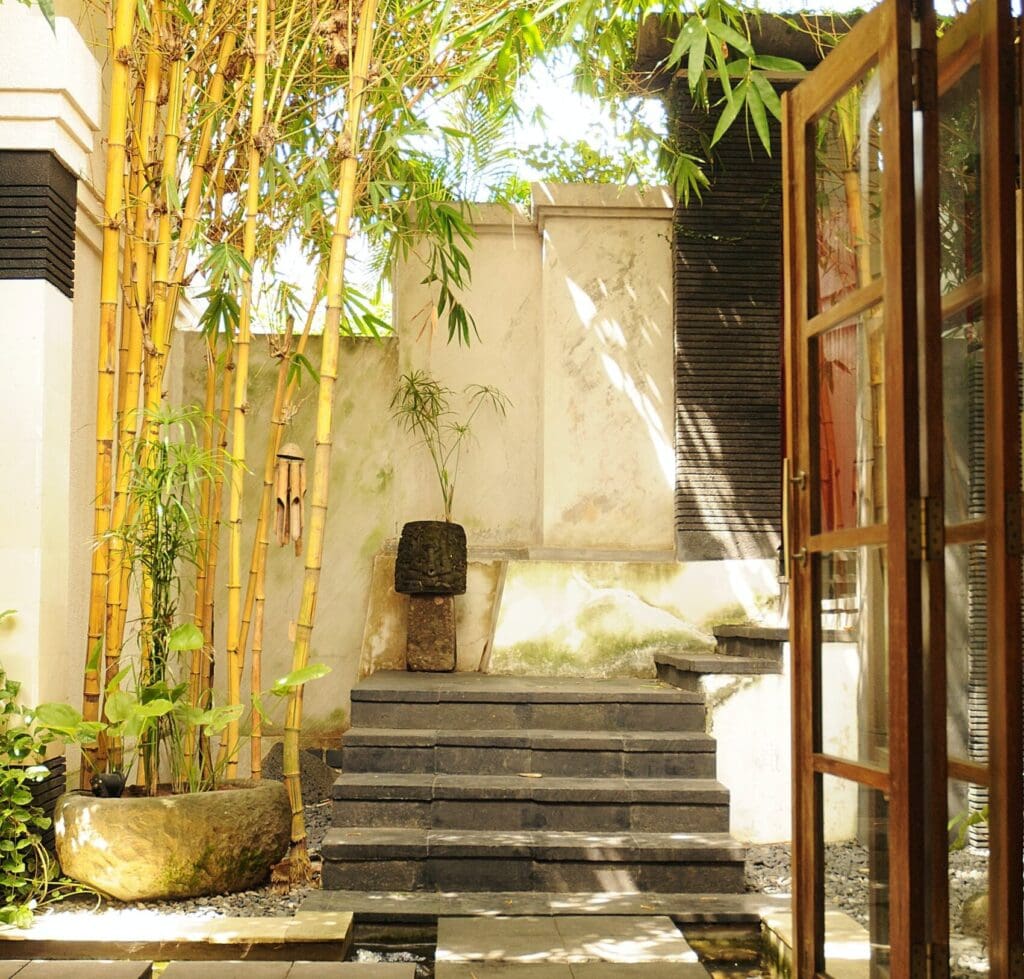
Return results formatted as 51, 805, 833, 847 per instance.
342, 727, 717, 751
332, 773, 730, 804
322, 828, 745, 862
351, 671, 704, 704
654, 652, 781, 675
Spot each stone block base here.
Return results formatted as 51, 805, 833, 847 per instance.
407, 595, 456, 672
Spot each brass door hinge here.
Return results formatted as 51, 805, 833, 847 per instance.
909, 496, 942, 561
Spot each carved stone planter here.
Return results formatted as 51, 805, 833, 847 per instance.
54, 779, 290, 901
394, 521, 466, 671
394, 520, 467, 595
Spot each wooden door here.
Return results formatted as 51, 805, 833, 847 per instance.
783, 1, 1022, 975
783, 3, 932, 975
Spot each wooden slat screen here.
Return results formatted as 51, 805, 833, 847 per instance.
671, 83, 787, 560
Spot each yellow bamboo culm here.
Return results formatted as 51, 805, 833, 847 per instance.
81, 0, 138, 786
243, 293, 318, 777
282, 0, 380, 880
105, 22, 163, 710
225, 0, 270, 776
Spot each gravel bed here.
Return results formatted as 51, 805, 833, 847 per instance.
746, 842, 990, 976
40, 799, 333, 921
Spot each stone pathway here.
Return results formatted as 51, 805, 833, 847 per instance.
0, 910, 352, 962
434, 915, 710, 977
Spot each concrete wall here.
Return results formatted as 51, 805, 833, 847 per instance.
0, 2, 103, 712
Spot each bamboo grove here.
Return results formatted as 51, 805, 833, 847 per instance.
76, 0, 794, 876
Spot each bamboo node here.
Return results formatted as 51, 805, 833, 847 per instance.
253, 123, 279, 159
115, 45, 132, 65
331, 133, 354, 162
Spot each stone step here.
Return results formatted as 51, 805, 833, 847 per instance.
712, 625, 787, 664
341, 728, 717, 779
321, 829, 746, 894
434, 915, 707, 977
349, 672, 705, 732
654, 652, 781, 691
162, 965, 415, 979
332, 774, 730, 833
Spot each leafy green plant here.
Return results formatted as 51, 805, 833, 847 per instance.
0, 651, 58, 926
949, 804, 989, 851
37, 662, 330, 796
391, 370, 510, 522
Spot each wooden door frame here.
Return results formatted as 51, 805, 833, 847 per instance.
784, 2, 1022, 975
782, 2, 930, 974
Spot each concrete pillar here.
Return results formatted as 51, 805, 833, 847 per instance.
533, 182, 676, 556
0, 2, 102, 706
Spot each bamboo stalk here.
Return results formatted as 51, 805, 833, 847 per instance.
238, 290, 318, 665
243, 294, 318, 778
168, 29, 237, 327
282, 0, 380, 880
80, 0, 138, 786
225, 0, 270, 775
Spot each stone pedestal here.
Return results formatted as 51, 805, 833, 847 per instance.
407, 594, 456, 672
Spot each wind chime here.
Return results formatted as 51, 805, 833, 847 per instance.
274, 442, 306, 555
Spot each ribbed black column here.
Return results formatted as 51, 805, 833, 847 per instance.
0, 150, 77, 298
670, 82, 789, 560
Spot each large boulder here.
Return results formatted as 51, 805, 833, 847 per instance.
54, 779, 290, 901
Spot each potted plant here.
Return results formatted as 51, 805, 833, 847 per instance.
35, 407, 328, 901
390, 370, 509, 670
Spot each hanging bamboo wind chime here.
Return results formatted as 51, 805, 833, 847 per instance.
275, 443, 307, 554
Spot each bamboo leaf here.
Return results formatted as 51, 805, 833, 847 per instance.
746, 81, 771, 153
705, 17, 753, 56
710, 80, 746, 146
270, 663, 331, 695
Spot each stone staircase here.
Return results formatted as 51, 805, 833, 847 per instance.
322, 672, 745, 895
653, 624, 786, 691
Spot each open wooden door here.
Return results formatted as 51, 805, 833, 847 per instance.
783, 1, 1021, 975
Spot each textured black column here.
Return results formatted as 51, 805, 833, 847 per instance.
0, 150, 77, 298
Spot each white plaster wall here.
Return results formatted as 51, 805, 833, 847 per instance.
535, 184, 676, 553
708, 641, 859, 844
0, 0, 102, 717
392, 204, 542, 545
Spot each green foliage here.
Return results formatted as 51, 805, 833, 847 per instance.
949, 805, 988, 852
0, 662, 58, 927
391, 370, 510, 522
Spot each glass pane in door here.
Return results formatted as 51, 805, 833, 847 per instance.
823, 774, 891, 976
818, 548, 889, 767
941, 305, 986, 525
812, 307, 887, 533
938, 65, 982, 295
948, 778, 989, 978
814, 69, 884, 314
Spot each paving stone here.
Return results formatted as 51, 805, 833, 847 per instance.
570, 965, 709, 977
162, 964, 290, 978
289, 966, 416, 977
437, 965, 574, 978
552, 916, 697, 963
437, 916, 563, 963
0, 964, 29, 979
11, 966, 153, 979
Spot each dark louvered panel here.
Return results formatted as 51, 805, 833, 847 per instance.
0, 151, 77, 298
671, 83, 786, 560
